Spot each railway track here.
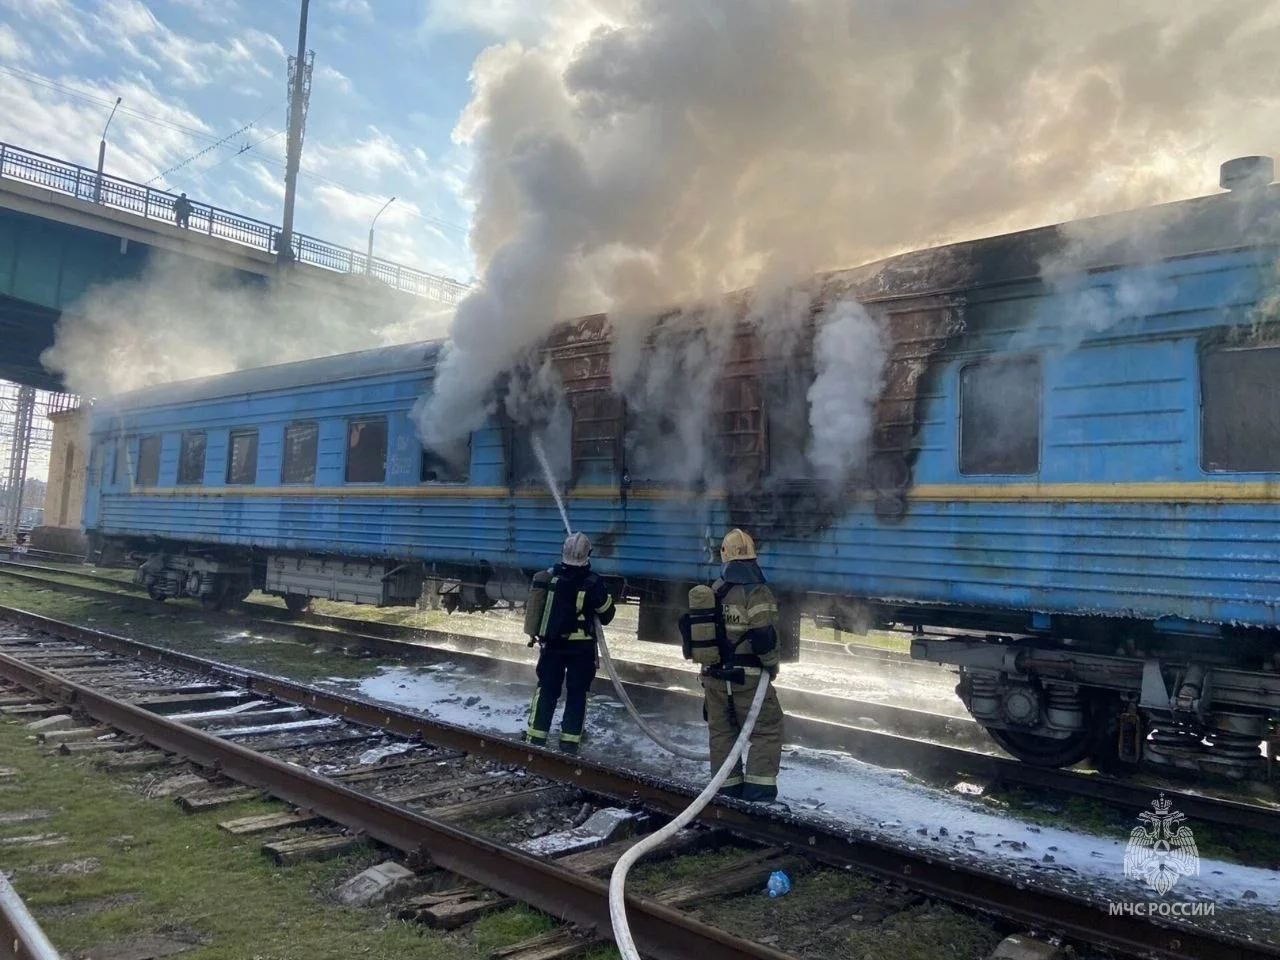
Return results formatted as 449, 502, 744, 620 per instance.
1, 561, 1278, 841
0, 607, 1275, 960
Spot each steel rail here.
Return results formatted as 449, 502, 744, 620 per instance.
0, 873, 60, 960
1, 607, 1276, 960
0, 571, 1276, 837
0, 648, 792, 960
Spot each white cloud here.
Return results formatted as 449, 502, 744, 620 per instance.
167, 0, 241, 27
315, 63, 353, 96
0, 70, 210, 184
306, 127, 424, 180
327, 0, 372, 18
0, 24, 33, 62
247, 160, 286, 202
312, 182, 418, 228
92, 1, 284, 90
3, 0, 95, 52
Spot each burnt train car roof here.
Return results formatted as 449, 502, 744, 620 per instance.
821, 181, 1280, 304
98, 340, 444, 412
96, 182, 1280, 413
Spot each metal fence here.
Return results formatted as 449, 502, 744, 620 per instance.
0, 140, 470, 306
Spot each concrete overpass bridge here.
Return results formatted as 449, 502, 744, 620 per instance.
0, 139, 469, 391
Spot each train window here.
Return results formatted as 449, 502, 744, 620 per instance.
959, 358, 1041, 475
112, 440, 127, 485
571, 391, 621, 482
509, 409, 571, 488
1202, 345, 1280, 472
623, 408, 689, 486
346, 416, 388, 483
177, 431, 207, 485
226, 429, 259, 485
136, 435, 161, 487
282, 422, 318, 484
765, 371, 812, 479
421, 437, 469, 483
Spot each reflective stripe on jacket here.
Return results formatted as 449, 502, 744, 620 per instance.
539, 566, 616, 643
717, 580, 778, 668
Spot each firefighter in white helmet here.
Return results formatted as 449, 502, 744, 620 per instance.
680, 528, 784, 801
522, 532, 616, 754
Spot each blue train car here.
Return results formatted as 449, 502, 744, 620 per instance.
83, 157, 1280, 779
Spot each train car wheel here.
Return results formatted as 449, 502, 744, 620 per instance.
984, 726, 1098, 768
283, 593, 311, 618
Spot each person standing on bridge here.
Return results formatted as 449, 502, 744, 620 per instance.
173, 193, 193, 229
522, 532, 616, 755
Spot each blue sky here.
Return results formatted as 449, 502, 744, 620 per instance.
0, 0, 523, 282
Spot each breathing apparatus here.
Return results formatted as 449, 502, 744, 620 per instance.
526, 438, 772, 960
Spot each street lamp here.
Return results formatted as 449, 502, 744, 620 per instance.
365, 196, 396, 274
94, 96, 122, 203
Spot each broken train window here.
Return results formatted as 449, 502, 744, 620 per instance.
345, 416, 388, 483
422, 437, 470, 483
959, 357, 1041, 476
177, 431, 207, 485
136, 435, 161, 486
1201, 344, 1280, 472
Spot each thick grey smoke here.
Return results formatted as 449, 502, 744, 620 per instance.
42, 252, 453, 399
417, 0, 1280, 454
807, 300, 887, 483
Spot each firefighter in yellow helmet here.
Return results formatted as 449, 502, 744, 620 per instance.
522, 532, 616, 754
680, 528, 784, 802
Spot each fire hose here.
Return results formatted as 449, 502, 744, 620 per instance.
608, 673, 771, 960
594, 621, 710, 762
528, 436, 769, 957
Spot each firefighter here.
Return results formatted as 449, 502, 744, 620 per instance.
523, 532, 616, 754
681, 528, 784, 802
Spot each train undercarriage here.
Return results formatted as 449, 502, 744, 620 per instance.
103, 537, 1279, 782
911, 633, 1280, 782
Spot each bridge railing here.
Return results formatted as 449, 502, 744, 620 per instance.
0, 140, 470, 305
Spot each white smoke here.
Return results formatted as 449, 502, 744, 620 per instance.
611, 309, 736, 487
505, 356, 573, 484
414, 0, 1280, 451
807, 300, 887, 483
41, 252, 454, 399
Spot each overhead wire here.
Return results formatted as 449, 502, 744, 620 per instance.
145, 103, 282, 186
0, 64, 223, 143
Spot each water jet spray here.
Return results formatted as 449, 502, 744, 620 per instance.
528, 435, 771, 959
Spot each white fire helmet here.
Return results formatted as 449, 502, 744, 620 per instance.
720, 528, 757, 563
562, 532, 592, 567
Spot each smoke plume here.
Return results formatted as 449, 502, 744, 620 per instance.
42, 252, 454, 399
418, 0, 1280, 454
807, 301, 887, 483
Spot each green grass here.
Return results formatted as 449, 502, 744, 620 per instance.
0, 718, 584, 959
0, 580, 392, 682
625, 847, 749, 895
832, 902, 1002, 960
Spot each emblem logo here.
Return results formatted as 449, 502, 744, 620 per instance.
1123, 794, 1199, 896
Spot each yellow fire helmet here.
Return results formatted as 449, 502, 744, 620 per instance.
720, 528, 757, 563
